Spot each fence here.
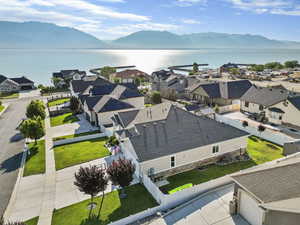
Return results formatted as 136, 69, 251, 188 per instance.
47, 93, 71, 101
53, 133, 106, 146
215, 114, 295, 146
219, 104, 240, 114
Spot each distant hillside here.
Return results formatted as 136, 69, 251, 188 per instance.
113, 31, 300, 49
0, 21, 107, 48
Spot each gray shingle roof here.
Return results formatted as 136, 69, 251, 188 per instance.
117, 103, 248, 162
288, 96, 300, 110
93, 95, 134, 113
269, 107, 285, 113
241, 85, 288, 107
0, 74, 7, 84
10, 76, 34, 84
70, 78, 110, 93
232, 158, 300, 204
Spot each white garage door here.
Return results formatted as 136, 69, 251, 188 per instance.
239, 190, 263, 225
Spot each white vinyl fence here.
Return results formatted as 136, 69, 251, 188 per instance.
215, 114, 295, 146
53, 133, 106, 146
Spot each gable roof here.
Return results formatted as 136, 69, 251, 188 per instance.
70, 78, 110, 94
116, 103, 248, 162
93, 95, 134, 113
232, 157, 300, 208
201, 83, 221, 98
10, 76, 34, 84
85, 96, 103, 110
53, 70, 86, 79
240, 85, 289, 107
288, 96, 300, 110
0, 74, 7, 84
113, 69, 149, 79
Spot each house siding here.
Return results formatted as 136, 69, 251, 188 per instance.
264, 210, 300, 225
240, 101, 264, 114
271, 101, 300, 127
0, 79, 20, 93
138, 135, 248, 176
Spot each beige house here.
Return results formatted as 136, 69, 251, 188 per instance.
113, 103, 249, 178
231, 155, 300, 225
110, 69, 149, 84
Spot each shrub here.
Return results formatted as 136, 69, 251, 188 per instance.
242, 121, 248, 127
151, 91, 162, 104
258, 124, 266, 132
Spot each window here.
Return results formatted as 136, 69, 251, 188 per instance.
213, 146, 219, 154
259, 105, 264, 111
245, 101, 249, 108
171, 156, 175, 168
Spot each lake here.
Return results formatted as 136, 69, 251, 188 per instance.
1, 48, 300, 85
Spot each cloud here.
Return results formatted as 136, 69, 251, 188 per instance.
174, 0, 207, 7
181, 18, 202, 24
226, 0, 300, 15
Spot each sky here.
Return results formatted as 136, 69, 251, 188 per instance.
0, 0, 300, 41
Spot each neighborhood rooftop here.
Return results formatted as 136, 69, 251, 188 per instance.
240, 85, 289, 107
115, 103, 248, 162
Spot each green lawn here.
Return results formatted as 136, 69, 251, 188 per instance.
160, 136, 283, 194
50, 113, 79, 127
48, 98, 70, 107
54, 137, 110, 170
0, 92, 19, 99
51, 184, 158, 225
24, 140, 46, 177
0, 105, 4, 112
25, 217, 39, 225
53, 130, 100, 141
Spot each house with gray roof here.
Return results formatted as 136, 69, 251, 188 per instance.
0, 74, 34, 93
240, 85, 300, 127
112, 103, 249, 178
187, 80, 252, 106
231, 156, 300, 225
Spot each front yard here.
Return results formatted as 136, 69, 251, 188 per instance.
51, 184, 158, 225
24, 140, 46, 177
0, 105, 4, 112
48, 97, 70, 107
160, 136, 283, 194
54, 137, 110, 170
25, 217, 39, 225
50, 112, 79, 127
0, 92, 19, 99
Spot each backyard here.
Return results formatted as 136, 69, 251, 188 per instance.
53, 130, 100, 141
24, 140, 46, 177
51, 184, 158, 225
50, 112, 79, 127
0, 92, 19, 99
48, 97, 70, 107
54, 137, 110, 170
160, 136, 283, 194
25, 217, 38, 225
0, 104, 4, 112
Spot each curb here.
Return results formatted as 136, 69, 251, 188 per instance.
3, 142, 27, 221
0, 103, 9, 117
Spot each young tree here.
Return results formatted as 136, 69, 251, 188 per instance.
100, 66, 116, 79
284, 60, 299, 68
192, 62, 199, 74
106, 158, 136, 198
74, 166, 108, 218
51, 77, 63, 88
26, 100, 46, 120
20, 117, 45, 143
151, 91, 162, 104
69, 96, 80, 114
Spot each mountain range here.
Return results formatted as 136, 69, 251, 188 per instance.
0, 21, 300, 49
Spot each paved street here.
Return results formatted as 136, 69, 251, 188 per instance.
0, 99, 30, 216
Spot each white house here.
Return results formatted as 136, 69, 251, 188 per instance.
113, 103, 249, 178
0, 75, 34, 93
231, 155, 300, 225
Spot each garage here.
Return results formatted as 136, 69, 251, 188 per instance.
239, 189, 264, 225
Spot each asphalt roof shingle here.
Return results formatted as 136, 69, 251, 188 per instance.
288, 96, 300, 110
10, 76, 34, 84
0, 74, 7, 84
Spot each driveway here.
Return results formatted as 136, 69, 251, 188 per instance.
50, 114, 99, 138
0, 99, 30, 216
151, 185, 249, 225
19, 89, 41, 98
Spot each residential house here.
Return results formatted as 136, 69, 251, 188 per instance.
109, 69, 150, 84
81, 84, 144, 130
113, 103, 248, 179
187, 80, 252, 106
53, 70, 86, 86
240, 85, 300, 126
231, 155, 300, 225
70, 77, 110, 96
151, 70, 187, 93
0, 75, 34, 93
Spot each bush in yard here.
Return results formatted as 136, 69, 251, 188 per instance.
0, 101, 2, 106
258, 124, 266, 132
26, 100, 46, 120
74, 165, 108, 218
20, 117, 45, 143
151, 91, 162, 104
70, 96, 81, 114
107, 158, 136, 198
106, 136, 119, 147
242, 120, 248, 127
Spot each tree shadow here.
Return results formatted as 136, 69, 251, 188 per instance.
248, 136, 258, 142
25, 145, 39, 162
0, 152, 23, 173
63, 114, 79, 123
80, 214, 106, 225
10, 133, 24, 143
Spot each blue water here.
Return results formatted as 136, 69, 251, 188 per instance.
1, 48, 300, 85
